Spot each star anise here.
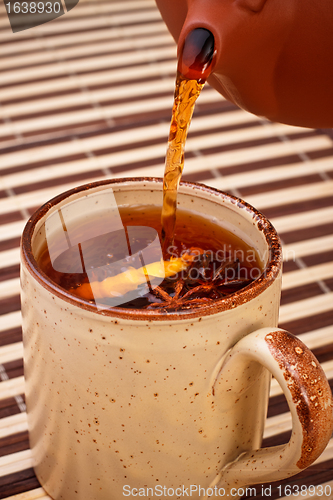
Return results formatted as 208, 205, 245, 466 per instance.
145, 252, 253, 312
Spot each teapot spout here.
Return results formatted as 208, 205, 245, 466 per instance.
177, 28, 215, 83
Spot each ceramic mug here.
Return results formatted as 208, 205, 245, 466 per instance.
20, 178, 333, 500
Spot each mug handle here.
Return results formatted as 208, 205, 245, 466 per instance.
207, 328, 333, 496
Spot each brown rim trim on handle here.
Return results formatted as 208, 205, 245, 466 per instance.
265, 330, 333, 469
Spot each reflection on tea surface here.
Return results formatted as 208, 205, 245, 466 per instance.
38, 195, 262, 311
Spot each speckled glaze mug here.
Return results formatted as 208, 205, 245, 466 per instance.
20, 178, 333, 500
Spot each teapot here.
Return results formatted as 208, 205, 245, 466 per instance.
155, 0, 333, 128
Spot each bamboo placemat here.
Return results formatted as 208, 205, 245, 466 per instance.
1, 0, 333, 499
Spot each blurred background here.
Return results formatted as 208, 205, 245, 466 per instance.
0, 0, 333, 498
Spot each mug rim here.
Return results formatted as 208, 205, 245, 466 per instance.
21, 177, 282, 321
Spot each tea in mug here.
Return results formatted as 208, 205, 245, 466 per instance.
38, 204, 262, 312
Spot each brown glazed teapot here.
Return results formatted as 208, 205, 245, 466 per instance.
155, 0, 333, 128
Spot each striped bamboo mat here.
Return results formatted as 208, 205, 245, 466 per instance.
1, 0, 333, 498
